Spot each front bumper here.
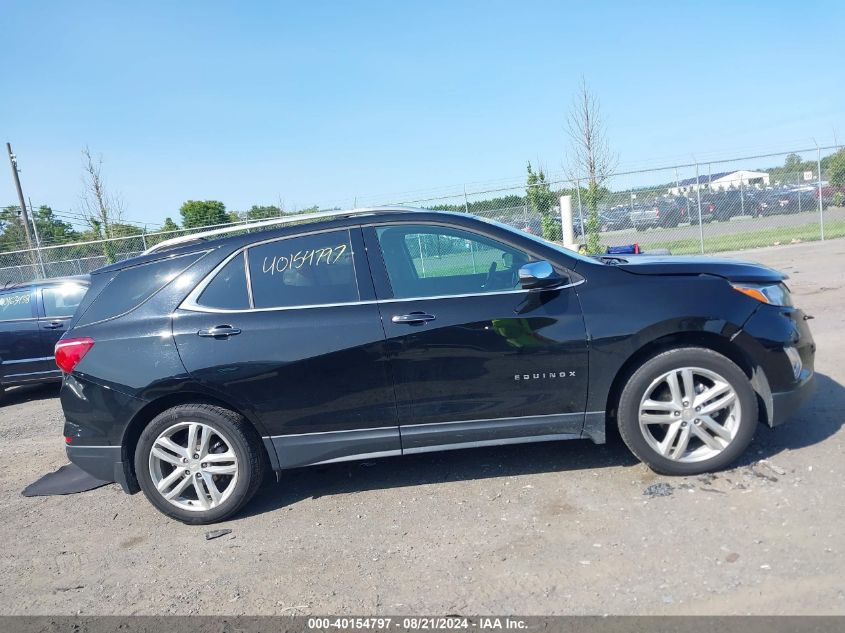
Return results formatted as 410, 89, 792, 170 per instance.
770, 370, 816, 427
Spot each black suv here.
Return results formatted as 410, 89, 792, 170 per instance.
0, 276, 89, 397
59, 208, 815, 523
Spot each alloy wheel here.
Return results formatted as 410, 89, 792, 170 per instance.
638, 366, 741, 462
148, 421, 239, 511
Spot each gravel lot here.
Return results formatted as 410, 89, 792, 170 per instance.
1, 239, 843, 616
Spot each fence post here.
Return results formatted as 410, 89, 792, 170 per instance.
817, 146, 825, 241
559, 195, 575, 250
695, 163, 704, 254
25, 199, 46, 279
574, 179, 585, 238
141, 226, 148, 251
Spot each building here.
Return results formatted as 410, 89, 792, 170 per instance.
669, 170, 770, 196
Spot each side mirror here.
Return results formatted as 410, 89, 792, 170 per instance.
518, 260, 564, 289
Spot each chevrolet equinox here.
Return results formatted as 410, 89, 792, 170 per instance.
58, 208, 815, 523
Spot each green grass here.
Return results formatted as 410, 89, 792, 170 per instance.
633, 221, 845, 255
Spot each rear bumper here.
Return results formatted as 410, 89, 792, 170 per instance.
65, 444, 136, 491
770, 370, 816, 427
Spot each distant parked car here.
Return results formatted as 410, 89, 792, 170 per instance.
757, 190, 802, 216
700, 190, 758, 221
0, 276, 90, 398
630, 199, 685, 231
600, 206, 633, 232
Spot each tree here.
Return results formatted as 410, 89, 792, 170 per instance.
0, 205, 78, 252
828, 149, 845, 187
566, 77, 616, 254
784, 153, 802, 172
526, 163, 560, 240
79, 146, 125, 262
32, 206, 78, 246
245, 205, 282, 221
179, 200, 228, 228
160, 217, 179, 232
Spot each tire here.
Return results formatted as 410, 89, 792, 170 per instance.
134, 404, 266, 524
616, 347, 757, 476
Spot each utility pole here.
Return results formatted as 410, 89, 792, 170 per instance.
6, 143, 36, 251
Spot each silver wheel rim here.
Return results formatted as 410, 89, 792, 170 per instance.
638, 366, 741, 463
148, 421, 239, 512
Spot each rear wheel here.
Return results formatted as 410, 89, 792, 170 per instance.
135, 404, 266, 524
617, 347, 757, 475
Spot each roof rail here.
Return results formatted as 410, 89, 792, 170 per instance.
143, 206, 424, 254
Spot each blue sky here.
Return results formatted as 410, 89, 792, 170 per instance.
2, 1, 843, 227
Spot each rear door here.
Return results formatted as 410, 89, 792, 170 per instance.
172, 227, 400, 469
0, 288, 45, 386
36, 281, 89, 376
364, 222, 589, 454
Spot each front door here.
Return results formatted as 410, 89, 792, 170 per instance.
364, 222, 589, 453
172, 227, 399, 469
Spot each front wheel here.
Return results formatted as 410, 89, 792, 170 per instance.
135, 404, 266, 524
617, 347, 757, 475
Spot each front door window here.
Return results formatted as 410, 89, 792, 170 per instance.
375, 225, 530, 299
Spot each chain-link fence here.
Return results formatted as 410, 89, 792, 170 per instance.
0, 219, 266, 284
2, 145, 843, 284
399, 146, 844, 257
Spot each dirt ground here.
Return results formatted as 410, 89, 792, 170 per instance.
1, 239, 843, 616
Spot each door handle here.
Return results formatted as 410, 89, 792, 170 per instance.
391, 312, 436, 325
197, 325, 242, 338
42, 321, 64, 330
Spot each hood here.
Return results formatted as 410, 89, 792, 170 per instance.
611, 255, 786, 283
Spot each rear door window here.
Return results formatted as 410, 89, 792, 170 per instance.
0, 290, 33, 321
246, 229, 359, 309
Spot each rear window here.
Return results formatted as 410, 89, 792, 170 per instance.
76, 252, 203, 326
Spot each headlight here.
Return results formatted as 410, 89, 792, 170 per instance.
731, 282, 793, 307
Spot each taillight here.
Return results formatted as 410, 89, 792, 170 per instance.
55, 337, 95, 373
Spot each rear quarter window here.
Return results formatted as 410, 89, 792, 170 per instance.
196, 253, 250, 310
76, 252, 204, 326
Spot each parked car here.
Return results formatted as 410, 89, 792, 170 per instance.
699, 190, 758, 221
757, 188, 819, 215
59, 208, 815, 524
599, 206, 632, 232
0, 276, 89, 397
629, 199, 685, 230
757, 189, 803, 216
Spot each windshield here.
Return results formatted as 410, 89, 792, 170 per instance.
477, 216, 600, 265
